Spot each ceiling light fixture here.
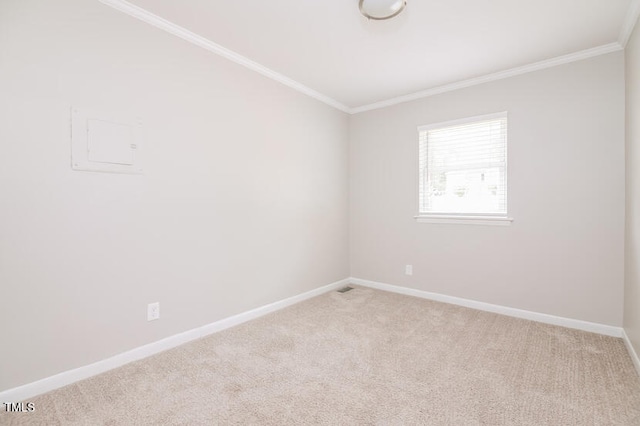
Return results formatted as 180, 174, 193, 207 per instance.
359, 0, 407, 20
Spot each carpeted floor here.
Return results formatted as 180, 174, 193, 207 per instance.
2, 286, 640, 425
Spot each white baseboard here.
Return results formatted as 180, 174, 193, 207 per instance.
197, 278, 348, 336
622, 329, 640, 377
0, 278, 350, 403
350, 277, 624, 338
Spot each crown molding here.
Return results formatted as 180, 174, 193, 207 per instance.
619, 0, 640, 47
351, 42, 623, 114
98, 0, 351, 113
99, 0, 626, 116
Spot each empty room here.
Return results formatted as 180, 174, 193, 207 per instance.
2, 0, 640, 424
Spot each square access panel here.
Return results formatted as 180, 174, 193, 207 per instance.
71, 107, 143, 174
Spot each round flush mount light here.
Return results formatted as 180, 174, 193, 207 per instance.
359, 0, 407, 20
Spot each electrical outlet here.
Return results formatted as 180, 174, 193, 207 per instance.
147, 302, 160, 321
405, 265, 413, 276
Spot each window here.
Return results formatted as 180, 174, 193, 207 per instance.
417, 112, 511, 225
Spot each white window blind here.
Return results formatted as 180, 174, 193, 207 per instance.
418, 112, 507, 217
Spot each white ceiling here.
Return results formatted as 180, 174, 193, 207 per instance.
112, 0, 637, 112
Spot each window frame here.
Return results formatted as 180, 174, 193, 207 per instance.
415, 112, 513, 226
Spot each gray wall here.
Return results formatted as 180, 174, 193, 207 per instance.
350, 53, 625, 326
0, 0, 349, 391
625, 20, 640, 359
0, 0, 631, 394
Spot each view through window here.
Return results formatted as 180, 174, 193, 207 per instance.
418, 112, 508, 217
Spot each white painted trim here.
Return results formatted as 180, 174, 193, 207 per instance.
97, 0, 351, 114
350, 277, 623, 337
414, 216, 513, 226
351, 43, 623, 114
197, 279, 347, 336
622, 329, 640, 377
0, 278, 350, 402
417, 111, 508, 132
619, 0, 640, 48
97, 0, 624, 116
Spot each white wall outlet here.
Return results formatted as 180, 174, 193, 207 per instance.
147, 302, 160, 321
405, 265, 413, 276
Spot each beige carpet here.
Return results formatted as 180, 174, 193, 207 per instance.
2, 286, 640, 425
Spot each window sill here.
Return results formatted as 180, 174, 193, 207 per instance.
414, 215, 514, 226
